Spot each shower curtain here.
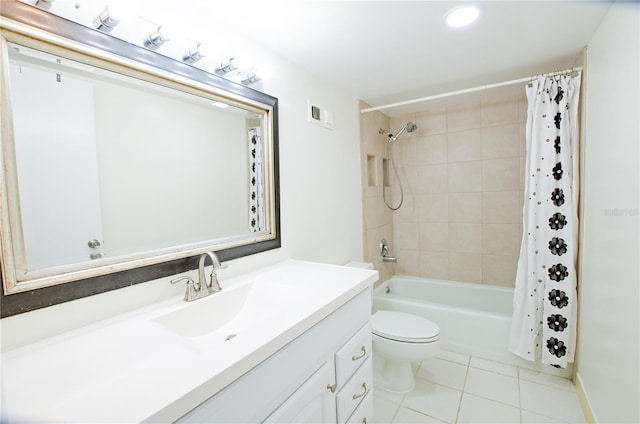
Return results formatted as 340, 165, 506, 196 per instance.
509, 72, 581, 368
248, 127, 265, 232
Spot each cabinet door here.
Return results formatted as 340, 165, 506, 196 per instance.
264, 361, 336, 424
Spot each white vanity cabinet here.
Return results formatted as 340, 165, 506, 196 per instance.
178, 288, 373, 424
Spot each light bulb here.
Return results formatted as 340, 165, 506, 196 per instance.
182, 43, 208, 64
445, 5, 480, 28
93, 1, 138, 33
143, 26, 171, 50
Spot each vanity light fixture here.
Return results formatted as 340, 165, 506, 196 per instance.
214, 58, 238, 76
143, 26, 170, 50
94, 4, 127, 33
444, 5, 480, 28
34, 0, 54, 10
241, 72, 261, 86
182, 43, 206, 64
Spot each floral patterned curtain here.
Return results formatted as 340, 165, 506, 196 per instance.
248, 127, 264, 232
509, 72, 581, 369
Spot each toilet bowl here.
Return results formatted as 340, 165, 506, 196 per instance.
372, 310, 441, 394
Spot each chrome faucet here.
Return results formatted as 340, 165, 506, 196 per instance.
170, 252, 227, 301
199, 251, 224, 294
380, 238, 397, 263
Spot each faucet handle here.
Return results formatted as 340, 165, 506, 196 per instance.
170, 276, 194, 285
170, 276, 198, 301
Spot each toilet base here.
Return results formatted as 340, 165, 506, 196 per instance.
372, 352, 417, 394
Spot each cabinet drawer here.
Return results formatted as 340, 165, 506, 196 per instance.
335, 322, 371, 388
346, 392, 373, 424
336, 357, 372, 424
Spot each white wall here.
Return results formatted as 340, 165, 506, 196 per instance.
0, 37, 364, 351
577, 3, 639, 423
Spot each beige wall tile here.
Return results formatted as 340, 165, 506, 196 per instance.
448, 129, 482, 162
519, 156, 526, 191
482, 223, 522, 255
363, 197, 378, 229
481, 97, 519, 127
450, 252, 482, 283
448, 161, 482, 192
396, 134, 418, 168
363, 195, 392, 229
416, 108, 447, 136
449, 223, 482, 253
419, 251, 450, 279
418, 164, 448, 193
482, 158, 520, 191
420, 223, 449, 251
518, 95, 528, 123
418, 193, 449, 223
393, 193, 418, 223
482, 254, 518, 287
447, 103, 481, 132
482, 191, 522, 224
418, 133, 448, 165
449, 192, 482, 223
481, 123, 520, 160
394, 222, 420, 249
395, 248, 419, 276
396, 164, 418, 195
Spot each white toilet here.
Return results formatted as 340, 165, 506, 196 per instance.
343, 261, 441, 394
371, 310, 441, 394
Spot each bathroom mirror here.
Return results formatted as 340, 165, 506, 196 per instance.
0, 3, 280, 310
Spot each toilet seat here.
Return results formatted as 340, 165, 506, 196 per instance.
372, 310, 440, 343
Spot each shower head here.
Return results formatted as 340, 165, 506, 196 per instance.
388, 122, 418, 143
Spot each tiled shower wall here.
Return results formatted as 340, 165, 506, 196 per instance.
359, 101, 394, 284
360, 95, 527, 288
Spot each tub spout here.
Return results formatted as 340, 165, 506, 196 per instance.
382, 256, 397, 263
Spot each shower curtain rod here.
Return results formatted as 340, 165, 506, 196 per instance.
360, 66, 583, 114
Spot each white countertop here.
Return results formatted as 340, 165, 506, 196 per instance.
0, 260, 377, 423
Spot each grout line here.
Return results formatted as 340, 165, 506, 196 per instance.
388, 400, 401, 424
454, 358, 471, 423
517, 365, 523, 423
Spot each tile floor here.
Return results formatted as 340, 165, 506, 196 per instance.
373, 350, 587, 423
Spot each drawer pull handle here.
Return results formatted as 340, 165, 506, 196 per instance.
352, 382, 368, 400
352, 346, 367, 361
362, 419, 367, 424
326, 383, 337, 393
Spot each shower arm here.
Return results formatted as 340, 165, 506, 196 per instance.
389, 127, 406, 143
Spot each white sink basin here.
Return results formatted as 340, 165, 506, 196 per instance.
150, 279, 311, 338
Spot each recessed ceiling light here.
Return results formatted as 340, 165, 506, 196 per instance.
445, 5, 480, 28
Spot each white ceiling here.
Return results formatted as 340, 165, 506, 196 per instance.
182, 1, 612, 115
25, 0, 612, 116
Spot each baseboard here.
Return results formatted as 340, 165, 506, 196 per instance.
575, 372, 597, 423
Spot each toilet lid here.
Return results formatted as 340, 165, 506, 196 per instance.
372, 310, 440, 343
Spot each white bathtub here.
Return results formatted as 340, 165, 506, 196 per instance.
372, 276, 572, 378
